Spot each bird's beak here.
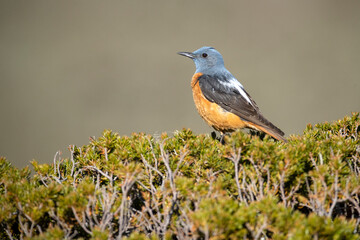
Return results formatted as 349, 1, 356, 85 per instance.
177, 51, 195, 59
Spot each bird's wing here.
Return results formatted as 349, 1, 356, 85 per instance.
198, 74, 285, 136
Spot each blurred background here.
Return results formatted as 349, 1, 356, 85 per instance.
1, 0, 359, 168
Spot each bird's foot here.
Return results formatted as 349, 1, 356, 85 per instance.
211, 131, 226, 144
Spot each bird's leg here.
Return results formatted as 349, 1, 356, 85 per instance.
211, 131, 226, 144
219, 132, 226, 144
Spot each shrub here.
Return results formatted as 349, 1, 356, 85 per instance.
1, 112, 359, 239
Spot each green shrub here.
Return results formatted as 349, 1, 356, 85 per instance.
1, 112, 359, 239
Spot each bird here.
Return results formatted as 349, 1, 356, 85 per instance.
177, 46, 287, 142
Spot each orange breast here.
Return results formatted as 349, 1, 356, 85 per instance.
191, 73, 247, 132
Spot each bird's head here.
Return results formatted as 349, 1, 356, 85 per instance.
178, 46, 225, 74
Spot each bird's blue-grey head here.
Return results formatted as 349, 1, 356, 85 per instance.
178, 46, 228, 75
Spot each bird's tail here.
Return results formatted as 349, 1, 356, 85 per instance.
246, 121, 287, 142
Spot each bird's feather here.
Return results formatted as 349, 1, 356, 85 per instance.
198, 74, 285, 138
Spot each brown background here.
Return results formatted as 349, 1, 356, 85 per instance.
1, 1, 359, 168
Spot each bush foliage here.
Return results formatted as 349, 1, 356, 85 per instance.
1, 113, 360, 239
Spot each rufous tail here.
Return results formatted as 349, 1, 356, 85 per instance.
247, 122, 288, 142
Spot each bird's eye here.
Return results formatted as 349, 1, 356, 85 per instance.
202, 53, 208, 58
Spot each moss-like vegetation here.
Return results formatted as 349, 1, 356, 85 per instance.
1, 113, 360, 239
